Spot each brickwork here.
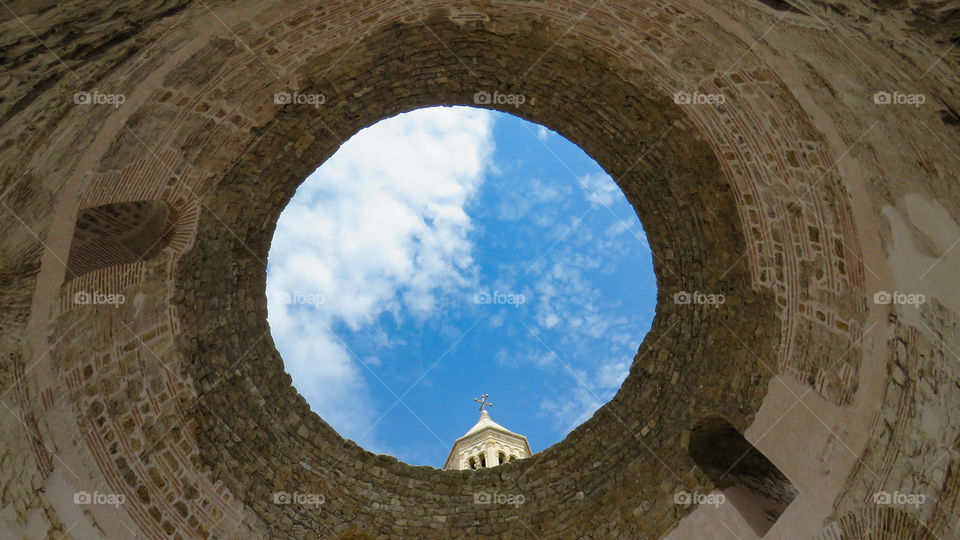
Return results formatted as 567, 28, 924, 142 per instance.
825, 302, 960, 538
0, 0, 958, 538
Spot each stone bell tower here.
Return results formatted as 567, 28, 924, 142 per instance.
443, 395, 532, 471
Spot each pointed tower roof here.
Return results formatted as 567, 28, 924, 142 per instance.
462, 410, 521, 438
444, 408, 532, 470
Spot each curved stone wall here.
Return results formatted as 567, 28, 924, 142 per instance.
0, 1, 958, 538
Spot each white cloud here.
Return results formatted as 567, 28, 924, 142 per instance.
530, 178, 563, 203
495, 197, 534, 221
537, 125, 549, 141
539, 311, 561, 329
596, 358, 630, 388
538, 380, 607, 434
496, 346, 555, 369
523, 224, 642, 433
604, 218, 633, 238
493, 178, 566, 222
578, 172, 620, 207
266, 106, 494, 448
536, 357, 629, 434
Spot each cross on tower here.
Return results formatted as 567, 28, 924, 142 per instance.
474, 394, 493, 412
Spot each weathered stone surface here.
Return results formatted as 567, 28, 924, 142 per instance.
0, 0, 958, 538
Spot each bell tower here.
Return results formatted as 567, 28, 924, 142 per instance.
443, 395, 532, 470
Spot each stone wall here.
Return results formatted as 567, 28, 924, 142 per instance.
0, 0, 958, 538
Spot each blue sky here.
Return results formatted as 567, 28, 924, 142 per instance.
265, 106, 656, 467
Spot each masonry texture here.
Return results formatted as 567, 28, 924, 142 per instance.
0, 0, 958, 539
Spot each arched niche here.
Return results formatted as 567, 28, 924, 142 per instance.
690, 415, 799, 536
65, 200, 176, 279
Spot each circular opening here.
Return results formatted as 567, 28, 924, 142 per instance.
266, 106, 655, 466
